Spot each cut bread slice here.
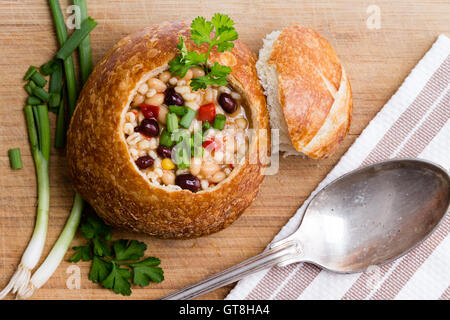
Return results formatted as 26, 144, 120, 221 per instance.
256, 26, 352, 159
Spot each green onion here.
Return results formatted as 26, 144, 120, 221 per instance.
74, 0, 93, 84
174, 147, 190, 169
32, 87, 50, 103
28, 80, 37, 91
8, 148, 22, 170
40, 60, 58, 75
19, 194, 84, 299
54, 89, 66, 149
30, 72, 47, 88
49, 0, 78, 116
191, 130, 203, 158
24, 83, 33, 95
213, 114, 226, 130
16, 1, 96, 300
168, 105, 186, 115
24, 66, 38, 81
202, 120, 211, 131
49, 93, 61, 109
27, 96, 42, 105
49, 60, 63, 93
179, 108, 196, 128
166, 113, 179, 133
55, 17, 97, 61
159, 128, 174, 147
0, 105, 50, 299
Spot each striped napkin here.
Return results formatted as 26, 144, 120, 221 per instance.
226, 35, 450, 300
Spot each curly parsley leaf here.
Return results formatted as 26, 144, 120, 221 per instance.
169, 14, 238, 91
210, 13, 238, 52
101, 264, 132, 296
190, 62, 231, 90
81, 215, 112, 240
190, 16, 214, 46
69, 213, 164, 296
89, 256, 113, 283
113, 239, 147, 261
68, 245, 92, 262
130, 257, 164, 286
169, 38, 205, 78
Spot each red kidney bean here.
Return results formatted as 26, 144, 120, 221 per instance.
175, 174, 200, 192
218, 93, 237, 113
137, 118, 159, 137
135, 156, 154, 169
164, 87, 184, 106
157, 145, 172, 159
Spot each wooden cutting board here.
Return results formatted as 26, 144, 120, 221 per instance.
0, 0, 448, 300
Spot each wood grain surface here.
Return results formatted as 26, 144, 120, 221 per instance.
0, 0, 449, 300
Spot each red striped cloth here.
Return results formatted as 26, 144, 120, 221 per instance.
226, 35, 450, 300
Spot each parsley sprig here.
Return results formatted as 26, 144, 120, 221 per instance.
169, 13, 238, 91
69, 214, 164, 296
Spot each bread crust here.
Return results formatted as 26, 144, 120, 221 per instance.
67, 21, 269, 239
268, 26, 352, 159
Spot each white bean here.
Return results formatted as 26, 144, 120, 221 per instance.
169, 77, 178, 85
162, 170, 176, 185
138, 83, 149, 95
146, 88, 157, 98
124, 123, 134, 135
147, 78, 167, 92
145, 93, 164, 106
210, 171, 226, 183
132, 94, 145, 106
200, 161, 220, 178
159, 71, 171, 83
191, 67, 205, 78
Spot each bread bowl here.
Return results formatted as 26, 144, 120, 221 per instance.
67, 21, 269, 239
257, 26, 352, 159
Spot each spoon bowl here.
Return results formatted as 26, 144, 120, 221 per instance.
161, 159, 450, 300
278, 159, 450, 272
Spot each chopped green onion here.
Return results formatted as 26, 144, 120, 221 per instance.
174, 147, 190, 169
49, 60, 63, 93
49, 0, 78, 116
202, 120, 211, 131
24, 83, 33, 95
179, 108, 196, 128
49, 93, 61, 109
74, 0, 93, 84
30, 72, 47, 88
168, 105, 186, 115
27, 96, 41, 105
213, 114, 226, 130
40, 60, 58, 75
159, 128, 174, 147
55, 17, 98, 61
32, 87, 50, 102
28, 80, 37, 91
166, 113, 179, 133
24, 66, 38, 81
8, 148, 22, 170
191, 130, 203, 158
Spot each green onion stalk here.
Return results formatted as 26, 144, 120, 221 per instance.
16, 0, 94, 299
0, 105, 50, 299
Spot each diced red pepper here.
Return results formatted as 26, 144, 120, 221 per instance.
202, 138, 221, 151
139, 104, 159, 119
198, 103, 216, 123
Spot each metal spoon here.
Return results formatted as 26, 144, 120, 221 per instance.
161, 159, 450, 300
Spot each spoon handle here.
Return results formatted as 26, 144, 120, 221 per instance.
160, 240, 301, 300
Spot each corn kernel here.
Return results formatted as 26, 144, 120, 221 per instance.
161, 158, 175, 170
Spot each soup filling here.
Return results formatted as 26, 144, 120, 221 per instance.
123, 67, 249, 192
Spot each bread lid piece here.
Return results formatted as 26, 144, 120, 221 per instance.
257, 26, 352, 159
